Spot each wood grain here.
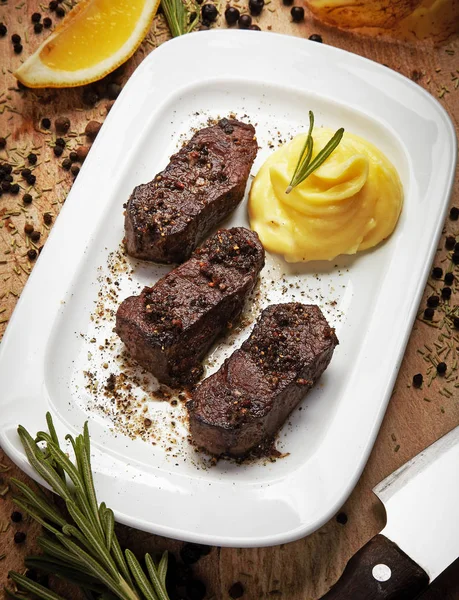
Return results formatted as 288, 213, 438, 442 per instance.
0, 2, 458, 599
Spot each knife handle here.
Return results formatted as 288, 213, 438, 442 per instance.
319, 534, 429, 600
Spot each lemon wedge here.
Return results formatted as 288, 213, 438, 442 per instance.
15, 0, 160, 88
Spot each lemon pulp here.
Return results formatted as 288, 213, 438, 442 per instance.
40, 0, 144, 71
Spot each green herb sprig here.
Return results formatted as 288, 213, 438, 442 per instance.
286, 111, 344, 194
7, 413, 170, 600
161, 0, 199, 37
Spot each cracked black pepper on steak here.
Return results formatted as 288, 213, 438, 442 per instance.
188, 303, 338, 457
116, 227, 264, 387
124, 118, 258, 264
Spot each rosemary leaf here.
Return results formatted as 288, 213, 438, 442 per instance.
38, 536, 87, 569
10, 479, 67, 527
57, 533, 131, 600
161, 0, 198, 37
146, 553, 169, 600
287, 110, 314, 192
8, 572, 67, 600
157, 552, 168, 588
286, 111, 344, 194
126, 549, 159, 600
25, 556, 104, 593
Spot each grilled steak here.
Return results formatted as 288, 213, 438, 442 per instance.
188, 303, 338, 457
116, 227, 265, 386
125, 119, 258, 264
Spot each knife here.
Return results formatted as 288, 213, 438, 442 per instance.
319, 425, 459, 599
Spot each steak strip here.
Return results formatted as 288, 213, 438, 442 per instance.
188, 303, 338, 457
125, 119, 258, 264
116, 227, 265, 387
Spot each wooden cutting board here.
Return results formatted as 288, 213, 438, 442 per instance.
0, 2, 458, 598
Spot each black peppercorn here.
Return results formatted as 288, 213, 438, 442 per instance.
455, 242, 459, 251
69, 151, 78, 162
441, 287, 452, 300
412, 373, 423, 388
0, 137, 6, 149
186, 580, 207, 600
437, 361, 447, 375
53, 145, 64, 157
282, 0, 293, 5
201, 4, 218, 22
450, 206, 459, 220
180, 543, 210, 565
71, 165, 80, 176
32, 12, 41, 22
0, 23, 7, 37
291, 6, 304, 21
4, 174, 12, 183
30, 230, 41, 242
49, 0, 57, 9
27, 174, 36, 185
336, 511, 348, 525
249, 24, 261, 29
41, 117, 51, 129
427, 295, 439, 308
56, 6, 65, 17
82, 88, 99, 106
444, 272, 454, 285
423, 307, 434, 320
55, 137, 66, 147
225, 6, 240, 25
62, 158, 72, 170
14, 531, 26, 544
13, 43, 23, 54
24, 223, 34, 235
27, 153, 37, 165
238, 13, 252, 28
21, 168, 31, 178
43, 17, 52, 28
445, 235, 456, 250
452, 252, 459, 265
249, 0, 264, 15
3, 164, 12, 174
1, 181, 10, 192
11, 33, 21, 44
27, 248, 37, 260
43, 212, 52, 225
10, 183, 19, 194
453, 316, 459, 330
432, 266, 443, 279
229, 582, 244, 599
23, 193, 32, 204
309, 33, 323, 42
11, 511, 22, 523
34, 22, 44, 33
107, 82, 121, 100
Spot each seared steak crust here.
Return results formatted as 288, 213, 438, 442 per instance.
125, 119, 258, 264
116, 227, 265, 386
188, 303, 338, 457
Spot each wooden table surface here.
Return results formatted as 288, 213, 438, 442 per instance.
0, 2, 458, 599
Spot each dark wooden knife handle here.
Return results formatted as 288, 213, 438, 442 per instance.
320, 534, 429, 600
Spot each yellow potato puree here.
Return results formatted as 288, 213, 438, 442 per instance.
248, 128, 403, 263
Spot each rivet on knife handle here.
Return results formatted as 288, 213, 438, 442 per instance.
319, 534, 429, 600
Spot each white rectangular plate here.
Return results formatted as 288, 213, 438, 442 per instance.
0, 31, 456, 548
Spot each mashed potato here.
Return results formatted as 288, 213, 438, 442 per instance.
249, 128, 403, 262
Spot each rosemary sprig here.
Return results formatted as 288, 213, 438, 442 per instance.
161, 0, 199, 37
286, 110, 344, 194
7, 414, 171, 600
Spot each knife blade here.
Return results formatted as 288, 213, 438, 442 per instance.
319, 425, 459, 600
